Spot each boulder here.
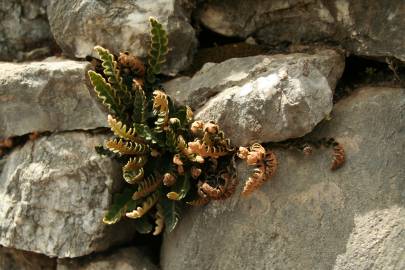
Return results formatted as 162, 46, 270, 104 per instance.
47, 0, 197, 75
0, 0, 55, 61
165, 49, 344, 145
0, 132, 135, 258
57, 247, 158, 270
0, 246, 55, 270
197, 0, 405, 62
161, 87, 405, 270
0, 59, 107, 139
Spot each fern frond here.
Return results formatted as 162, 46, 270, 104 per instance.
161, 198, 180, 233
166, 173, 190, 201
88, 70, 122, 117
331, 143, 345, 170
118, 52, 145, 77
105, 138, 149, 156
132, 81, 147, 123
153, 90, 169, 132
126, 192, 159, 219
108, 115, 138, 142
147, 17, 168, 84
264, 150, 277, 178
242, 162, 266, 196
133, 174, 162, 200
153, 204, 165, 235
123, 167, 144, 184
200, 182, 224, 199
124, 156, 148, 171
187, 140, 229, 159
103, 188, 134, 224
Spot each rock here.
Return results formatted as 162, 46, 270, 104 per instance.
0, 59, 107, 139
197, 0, 405, 62
47, 0, 197, 75
0, 246, 56, 270
161, 87, 405, 270
0, 0, 55, 61
0, 132, 135, 258
334, 207, 405, 270
165, 49, 344, 145
57, 247, 158, 270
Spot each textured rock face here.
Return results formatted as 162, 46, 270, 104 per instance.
0, 132, 135, 258
198, 0, 405, 61
57, 247, 158, 270
0, 59, 108, 138
334, 207, 405, 270
165, 49, 344, 145
0, 246, 56, 270
0, 0, 55, 61
161, 87, 405, 270
47, 0, 197, 75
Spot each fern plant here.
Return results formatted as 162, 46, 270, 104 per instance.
88, 17, 345, 235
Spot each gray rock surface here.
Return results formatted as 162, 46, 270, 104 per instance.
57, 247, 158, 270
0, 59, 108, 138
165, 49, 344, 145
47, 0, 197, 75
161, 86, 405, 270
0, 132, 135, 258
0, 0, 55, 61
198, 0, 405, 61
0, 246, 56, 270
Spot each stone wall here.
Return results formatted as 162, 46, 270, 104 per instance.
0, 0, 404, 269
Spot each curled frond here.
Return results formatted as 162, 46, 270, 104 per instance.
124, 156, 148, 171
123, 167, 144, 184
108, 115, 138, 142
264, 150, 277, 178
126, 192, 159, 219
105, 138, 149, 156
242, 162, 266, 196
187, 140, 229, 159
331, 143, 345, 170
190, 120, 204, 134
200, 182, 224, 199
246, 143, 266, 165
153, 204, 165, 235
133, 174, 162, 200
153, 90, 169, 132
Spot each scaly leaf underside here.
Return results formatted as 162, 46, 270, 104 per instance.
133, 173, 162, 200
126, 191, 159, 219
106, 138, 149, 156
108, 114, 137, 142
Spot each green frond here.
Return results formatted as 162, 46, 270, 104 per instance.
165, 127, 178, 152
88, 70, 122, 117
124, 156, 148, 171
94, 46, 132, 107
153, 204, 165, 235
132, 123, 161, 145
107, 115, 138, 142
153, 90, 169, 132
123, 167, 144, 184
126, 191, 159, 219
161, 198, 181, 233
103, 188, 135, 224
105, 138, 149, 156
147, 17, 168, 84
132, 82, 147, 123
133, 173, 162, 200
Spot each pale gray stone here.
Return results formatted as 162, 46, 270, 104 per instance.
0, 59, 108, 139
57, 247, 158, 270
198, 0, 405, 62
161, 87, 405, 270
165, 49, 344, 145
0, 132, 135, 258
0, 0, 55, 61
0, 246, 56, 270
47, 0, 197, 76
334, 207, 405, 270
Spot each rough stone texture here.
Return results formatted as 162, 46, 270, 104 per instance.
47, 0, 197, 75
0, 0, 55, 61
165, 49, 344, 145
0, 132, 136, 258
198, 0, 405, 62
0, 246, 56, 270
161, 87, 405, 270
57, 247, 158, 270
334, 207, 405, 270
0, 59, 108, 139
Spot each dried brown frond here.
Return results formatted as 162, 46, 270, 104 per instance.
187, 140, 229, 159
191, 166, 202, 179
242, 162, 266, 196
163, 173, 176, 186
118, 52, 145, 77
200, 182, 224, 199
153, 204, 164, 235
246, 143, 265, 165
237, 146, 249, 159
173, 154, 183, 165
264, 150, 277, 179
190, 120, 204, 134
204, 122, 219, 134
331, 143, 345, 170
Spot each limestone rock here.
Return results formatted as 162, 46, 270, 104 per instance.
161, 87, 405, 270
0, 59, 107, 139
0, 0, 55, 61
0, 246, 56, 270
47, 0, 197, 75
165, 49, 344, 145
57, 247, 158, 270
0, 132, 135, 258
198, 0, 405, 62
